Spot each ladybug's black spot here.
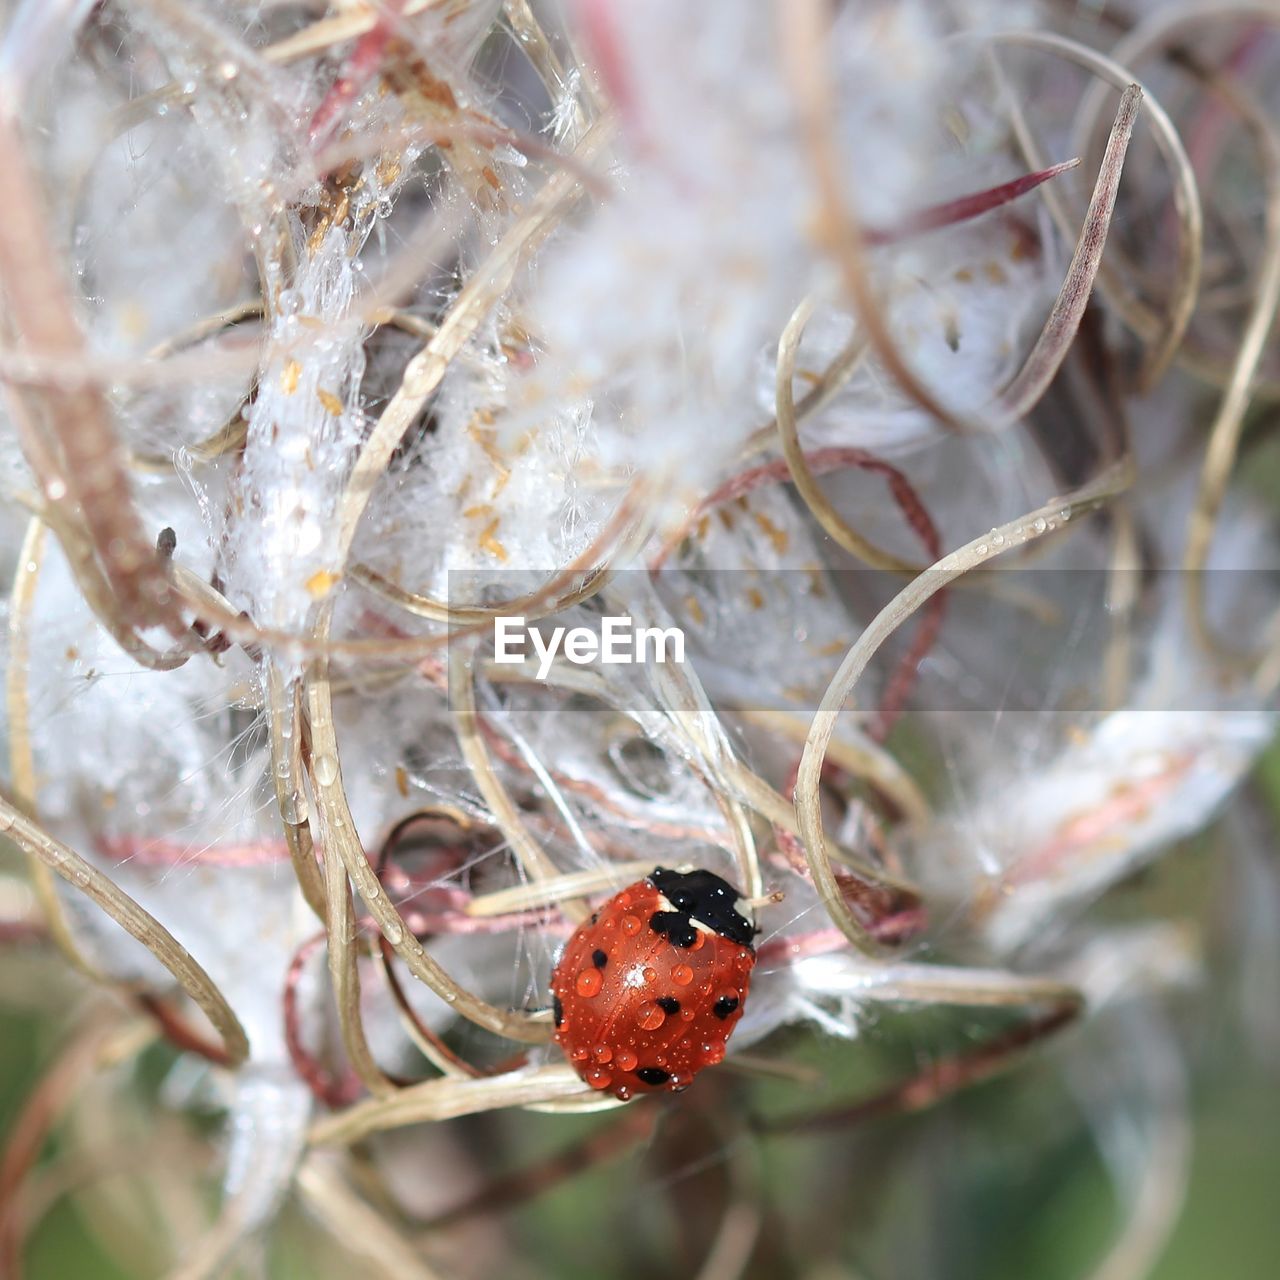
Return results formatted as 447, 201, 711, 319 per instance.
649, 911, 698, 949
592, 948, 608, 968
553, 995, 563, 1028
649, 867, 754, 948
712, 995, 740, 1020
656, 996, 680, 1015
636, 1066, 671, 1086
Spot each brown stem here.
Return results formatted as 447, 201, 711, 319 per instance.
0, 111, 184, 637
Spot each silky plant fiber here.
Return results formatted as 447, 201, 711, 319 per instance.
0, 1, 1279, 1278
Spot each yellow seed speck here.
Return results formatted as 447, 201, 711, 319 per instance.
479, 518, 508, 562
305, 570, 341, 598
753, 511, 789, 555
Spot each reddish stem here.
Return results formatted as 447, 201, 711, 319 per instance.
862, 159, 1079, 246
756, 1001, 1080, 1136
423, 1103, 657, 1227
283, 931, 364, 1108
135, 993, 234, 1067
96, 835, 290, 869
309, 0, 411, 148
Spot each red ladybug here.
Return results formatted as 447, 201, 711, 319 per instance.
550, 866, 756, 1100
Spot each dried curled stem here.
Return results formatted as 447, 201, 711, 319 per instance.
0, 796, 249, 1066
794, 460, 1132, 952
775, 298, 909, 572
309, 1064, 592, 1146
450, 644, 592, 924
992, 30, 1204, 391
305, 613, 550, 1045
266, 665, 327, 922
780, 4, 1144, 435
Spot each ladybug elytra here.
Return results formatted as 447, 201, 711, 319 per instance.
550, 866, 756, 1100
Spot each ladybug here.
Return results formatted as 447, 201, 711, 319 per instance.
550, 866, 756, 1100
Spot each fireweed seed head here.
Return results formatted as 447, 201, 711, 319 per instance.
0, 2, 1277, 1278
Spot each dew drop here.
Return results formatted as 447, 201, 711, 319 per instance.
614, 1048, 637, 1071
381, 919, 403, 946
587, 1068, 612, 1090
593, 1044, 613, 1062
575, 967, 603, 998
571, 1046, 590, 1062
621, 914, 641, 936
642, 966, 657, 984
1059, 507, 1071, 522
976, 543, 989, 557
312, 753, 338, 785
991, 531, 1005, 547
637, 1003, 666, 1031
671, 964, 694, 986
1032, 517, 1047, 534
279, 791, 307, 824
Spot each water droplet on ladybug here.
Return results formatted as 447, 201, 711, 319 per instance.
672, 964, 694, 986
593, 1044, 612, 1062
587, 1067, 613, 1090
615, 1048, 637, 1071
575, 968, 603, 997
642, 966, 657, 983
621, 914, 641, 936
637, 1003, 666, 1031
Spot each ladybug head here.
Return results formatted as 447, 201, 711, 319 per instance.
648, 866, 755, 948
